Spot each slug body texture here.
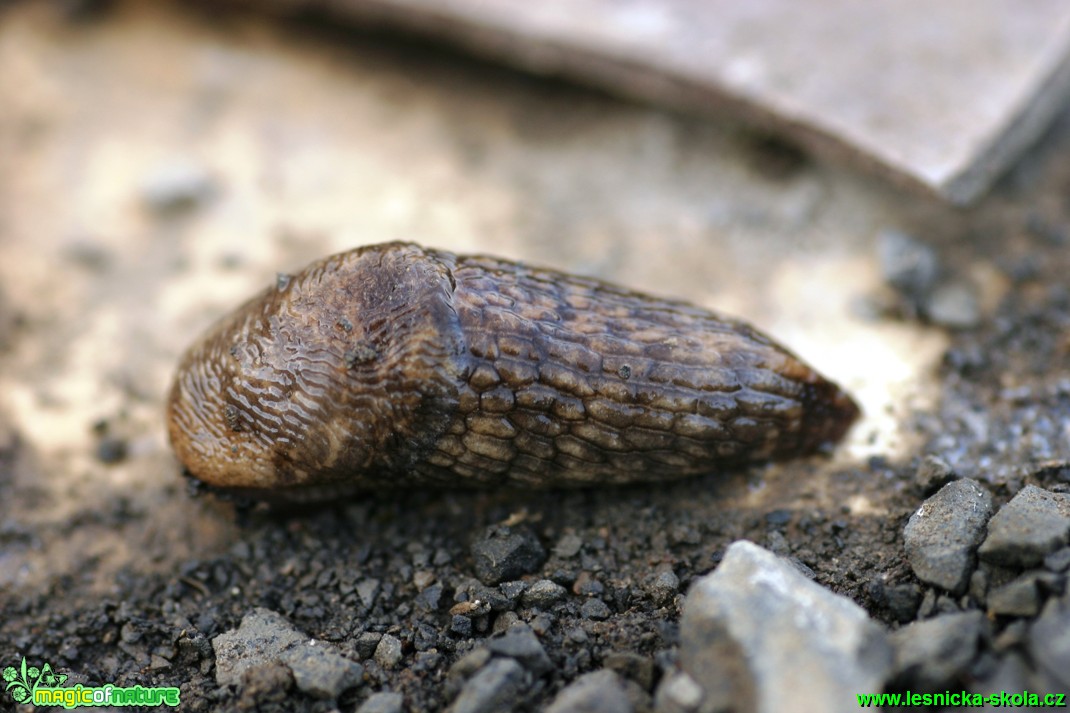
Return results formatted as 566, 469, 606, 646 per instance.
168, 242, 859, 496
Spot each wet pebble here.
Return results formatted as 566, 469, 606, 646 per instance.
889, 611, 987, 691
675, 541, 892, 713
545, 669, 633, 713
448, 658, 528, 713
978, 485, 1070, 567
357, 691, 404, 713
903, 478, 993, 593
470, 525, 546, 585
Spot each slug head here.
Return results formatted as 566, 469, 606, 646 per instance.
166, 243, 466, 494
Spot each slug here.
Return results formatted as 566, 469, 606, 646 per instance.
167, 242, 859, 498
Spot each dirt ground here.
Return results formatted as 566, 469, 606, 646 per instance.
2, 2, 1070, 711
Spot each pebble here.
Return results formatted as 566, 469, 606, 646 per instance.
451, 615, 474, 637
448, 658, 527, 713
357, 579, 381, 608
470, 525, 547, 585
647, 570, 680, 607
499, 581, 528, 603
356, 632, 382, 660
978, 485, 1070, 567
876, 230, 939, 297
554, 534, 584, 558
545, 670, 633, 713
1028, 592, 1070, 688
868, 580, 921, 624
357, 691, 404, 713
889, 610, 986, 691
485, 624, 553, 675
374, 634, 403, 670
1045, 547, 1070, 572
521, 579, 567, 608
987, 573, 1045, 617
925, 281, 981, 329
212, 608, 362, 699
677, 541, 892, 713
914, 455, 956, 495
653, 671, 705, 713
903, 479, 993, 593
580, 598, 612, 620
603, 652, 656, 691
138, 157, 216, 214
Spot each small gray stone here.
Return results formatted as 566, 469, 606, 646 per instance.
987, 573, 1048, 617
451, 615, 473, 637
653, 670, 705, 713
375, 634, 403, 670
647, 570, 680, 607
554, 533, 584, 558
914, 455, 956, 495
356, 632, 382, 660
485, 624, 552, 674
1028, 593, 1070, 688
282, 645, 363, 700
546, 670, 633, 713
979, 485, 1070, 567
357, 579, 381, 608
471, 525, 546, 585
679, 541, 892, 713
883, 584, 922, 623
521, 579, 567, 608
904, 478, 993, 593
212, 608, 361, 699
890, 610, 987, 691
1046, 547, 1070, 573
139, 158, 216, 214
604, 652, 656, 691
925, 281, 981, 329
357, 691, 404, 713
448, 658, 527, 713
877, 230, 939, 296
499, 580, 528, 603
580, 598, 612, 620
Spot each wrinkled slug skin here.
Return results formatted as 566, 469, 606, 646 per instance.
167, 242, 860, 497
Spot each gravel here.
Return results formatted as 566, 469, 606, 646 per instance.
978, 485, 1070, 567
470, 525, 547, 585
903, 478, 993, 593
675, 540, 892, 713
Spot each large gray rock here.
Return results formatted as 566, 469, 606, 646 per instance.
675, 540, 892, 713
978, 485, 1070, 567
903, 479, 993, 593
212, 608, 363, 700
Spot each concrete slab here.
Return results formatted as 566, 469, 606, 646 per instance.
285, 0, 1070, 204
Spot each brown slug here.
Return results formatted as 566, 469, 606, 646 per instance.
167, 242, 859, 498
